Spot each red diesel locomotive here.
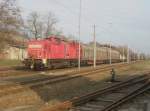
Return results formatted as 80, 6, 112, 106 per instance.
23, 36, 122, 70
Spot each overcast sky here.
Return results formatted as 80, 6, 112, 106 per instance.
19, 0, 150, 54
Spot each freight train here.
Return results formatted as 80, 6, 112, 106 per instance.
23, 36, 124, 70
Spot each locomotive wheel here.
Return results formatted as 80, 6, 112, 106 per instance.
33, 64, 39, 70
40, 64, 45, 70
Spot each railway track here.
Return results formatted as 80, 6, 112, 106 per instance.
0, 63, 118, 78
0, 63, 130, 97
42, 74, 150, 111
0, 65, 24, 71
0, 61, 143, 79
0, 61, 140, 78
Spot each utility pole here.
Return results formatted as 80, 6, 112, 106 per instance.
127, 46, 130, 63
123, 47, 125, 63
138, 52, 140, 60
109, 43, 112, 65
108, 22, 112, 65
93, 24, 96, 68
78, 0, 82, 70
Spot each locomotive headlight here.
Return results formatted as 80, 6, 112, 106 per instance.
42, 59, 47, 65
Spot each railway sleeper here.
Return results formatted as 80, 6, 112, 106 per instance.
96, 98, 115, 103
85, 103, 104, 109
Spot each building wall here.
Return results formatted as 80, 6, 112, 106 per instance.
0, 46, 27, 60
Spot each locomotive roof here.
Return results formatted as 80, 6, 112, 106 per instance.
45, 36, 78, 43
29, 36, 120, 52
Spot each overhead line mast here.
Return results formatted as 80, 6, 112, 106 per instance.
109, 43, 112, 65
93, 24, 96, 68
127, 46, 130, 63
123, 46, 125, 63
78, 0, 82, 70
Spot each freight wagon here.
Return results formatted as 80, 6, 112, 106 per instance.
23, 36, 122, 70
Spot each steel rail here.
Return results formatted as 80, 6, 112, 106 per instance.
18, 63, 129, 86
0, 63, 130, 97
71, 74, 149, 106
40, 74, 149, 111
101, 80, 150, 111
0, 64, 130, 97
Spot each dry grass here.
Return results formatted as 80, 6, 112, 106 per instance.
0, 90, 43, 110
0, 60, 22, 67
39, 61, 150, 111
1, 61, 150, 111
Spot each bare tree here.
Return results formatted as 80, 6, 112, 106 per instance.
0, 0, 21, 52
45, 12, 57, 37
27, 12, 42, 39
27, 11, 58, 39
